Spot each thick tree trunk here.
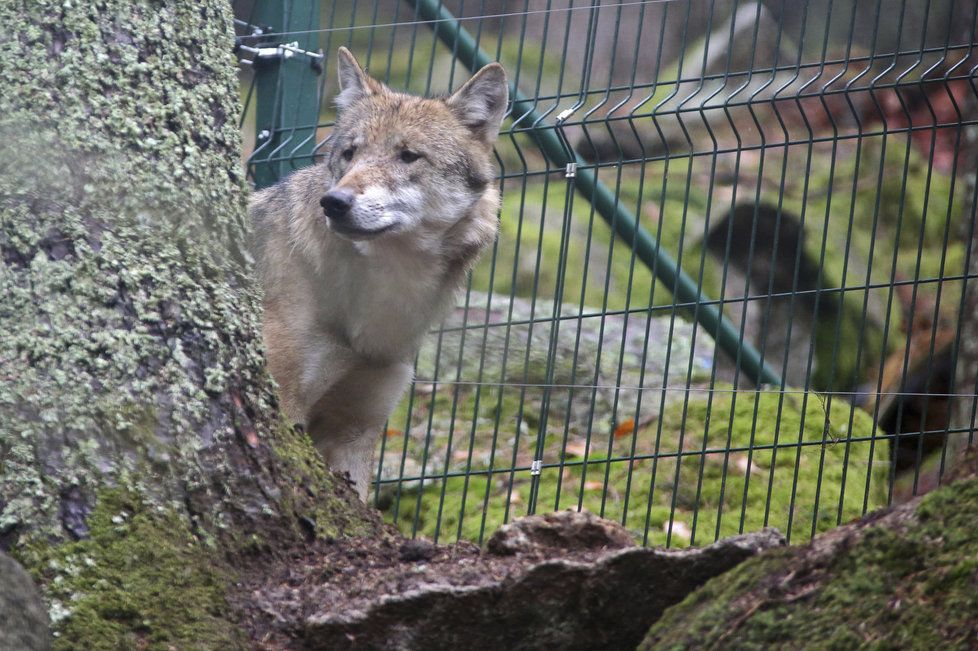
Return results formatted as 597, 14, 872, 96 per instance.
0, 2, 378, 646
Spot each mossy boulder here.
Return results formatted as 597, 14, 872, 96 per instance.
641, 452, 978, 649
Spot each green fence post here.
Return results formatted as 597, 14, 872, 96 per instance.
406, 0, 783, 389
250, 0, 322, 189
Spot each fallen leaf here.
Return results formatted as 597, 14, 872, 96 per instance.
614, 418, 636, 439
385, 429, 403, 438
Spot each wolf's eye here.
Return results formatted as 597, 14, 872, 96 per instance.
341, 147, 356, 162
400, 150, 421, 164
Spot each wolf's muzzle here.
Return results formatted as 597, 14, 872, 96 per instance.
320, 188, 355, 221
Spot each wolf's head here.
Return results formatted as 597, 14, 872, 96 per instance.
317, 48, 508, 244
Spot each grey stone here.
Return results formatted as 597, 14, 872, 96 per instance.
487, 509, 636, 556
415, 291, 714, 436
0, 551, 51, 651
302, 527, 785, 650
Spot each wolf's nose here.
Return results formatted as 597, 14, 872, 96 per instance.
320, 189, 355, 220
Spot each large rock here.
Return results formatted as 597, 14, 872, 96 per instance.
297, 525, 784, 650
414, 290, 713, 435
641, 451, 978, 648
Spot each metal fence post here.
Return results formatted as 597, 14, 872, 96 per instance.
250, 0, 322, 189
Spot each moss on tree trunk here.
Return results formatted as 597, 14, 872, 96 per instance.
0, 2, 379, 647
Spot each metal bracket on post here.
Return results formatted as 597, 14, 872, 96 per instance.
248, 0, 323, 190
237, 41, 325, 73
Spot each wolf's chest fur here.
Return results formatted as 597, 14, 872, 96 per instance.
315, 237, 454, 363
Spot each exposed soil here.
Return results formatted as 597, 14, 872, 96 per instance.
229, 505, 783, 650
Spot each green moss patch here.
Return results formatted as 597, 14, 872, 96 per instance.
269, 419, 384, 541
381, 386, 888, 547
17, 488, 239, 650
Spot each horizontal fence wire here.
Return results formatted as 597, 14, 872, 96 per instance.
243, 0, 681, 37
236, 0, 978, 548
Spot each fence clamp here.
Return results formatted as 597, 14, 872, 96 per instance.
236, 41, 325, 73
530, 459, 543, 476
555, 108, 576, 124
564, 162, 577, 178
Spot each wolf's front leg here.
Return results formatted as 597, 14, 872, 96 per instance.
319, 433, 378, 500
307, 361, 414, 499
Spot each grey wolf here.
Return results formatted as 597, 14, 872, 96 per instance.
251, 48, 507, 499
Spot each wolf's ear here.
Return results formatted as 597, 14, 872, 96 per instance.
335, 47, 380, 110
446, 63, 508, 143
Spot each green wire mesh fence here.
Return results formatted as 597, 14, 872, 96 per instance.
234, 0, 978, 548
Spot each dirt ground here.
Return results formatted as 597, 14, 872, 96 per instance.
232, 519, 619, 649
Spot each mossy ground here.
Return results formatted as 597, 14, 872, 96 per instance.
642, 472, 978, 649
15, 489, 239, 651
379, 385, 888, 547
